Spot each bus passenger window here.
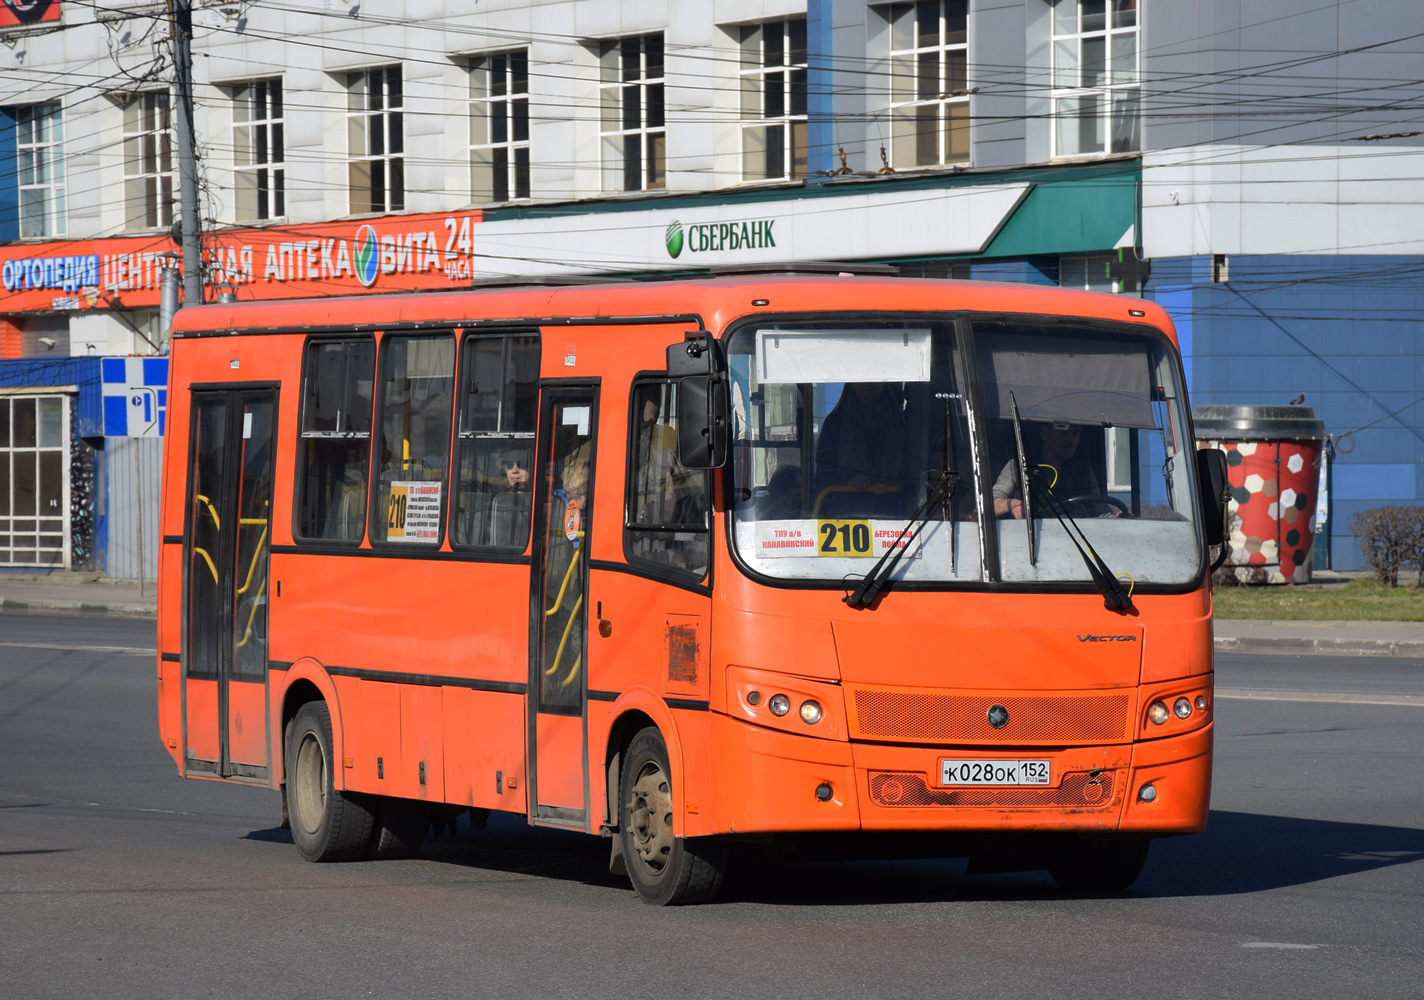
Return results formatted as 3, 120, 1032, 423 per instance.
370, 334, 455, 545
625, 380, 710, 578
453, 335, 540, 549
296, 338, 375, 541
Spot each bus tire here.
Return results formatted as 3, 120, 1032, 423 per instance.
1048, 838, 1150, 892
618, 726, 727, 905
286, 700, 375, 862
365, 796, 429, 860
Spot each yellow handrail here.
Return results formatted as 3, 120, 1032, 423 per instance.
235, 578, 268, 649
195, 494, 220, 530
193, 546, 219, 584
235, 521, 269, 597
544, 532, 585, 617
544, 594, 584, 679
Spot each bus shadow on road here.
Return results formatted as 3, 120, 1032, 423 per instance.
241, 808, 1424, 904
1134, 809, 1424, 898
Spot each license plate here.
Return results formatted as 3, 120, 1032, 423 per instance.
940, 759, 1051, 786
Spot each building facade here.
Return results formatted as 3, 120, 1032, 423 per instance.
2, 0, 1421, 569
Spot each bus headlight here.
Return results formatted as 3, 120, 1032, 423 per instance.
1147, 700, 1170, 725
768, 694, 791, 717
799, 700, 823, 725
1174, 697, 1193, 720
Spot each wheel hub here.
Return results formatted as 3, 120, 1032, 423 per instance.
293, 732, 326, 836
627, 761, 673, 874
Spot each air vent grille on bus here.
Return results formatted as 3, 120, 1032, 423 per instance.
849, 689, 1132, 745
868, 770, 1119, 809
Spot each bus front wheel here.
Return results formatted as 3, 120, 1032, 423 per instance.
286, 700, 375, 862
618, 727, 727, 905
1048, 838, 1150, 892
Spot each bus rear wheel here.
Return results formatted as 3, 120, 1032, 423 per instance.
618, 727, 727, 906
286, 700, 375, 862
1048, 838, 1150, 892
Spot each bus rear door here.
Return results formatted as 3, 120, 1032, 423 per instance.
182, 388, 277, 782
527, 384, 598, 826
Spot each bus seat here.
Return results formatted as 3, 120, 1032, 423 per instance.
490, 491, 532, 547
333, 483, 366, 540
459, 492, 493, 546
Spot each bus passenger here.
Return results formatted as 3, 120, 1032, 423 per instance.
814, 382, 911, 517
993, 421, 1108, 518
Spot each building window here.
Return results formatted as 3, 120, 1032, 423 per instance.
123, 92, 173, 230
1051, 0, 1140, 156
233, 79, 284, 221
740, 19, 808, 182
347, 66, 404, 215
470, 51, 530, 204
886, 1, 970, 169
600, 34, 665, 192
17, 103, 65, 238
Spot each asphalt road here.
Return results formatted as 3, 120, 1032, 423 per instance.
1, 612, 1421, 999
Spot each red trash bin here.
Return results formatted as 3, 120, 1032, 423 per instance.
1194, 404, 1327, 584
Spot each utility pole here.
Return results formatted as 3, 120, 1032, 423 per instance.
172, 0, 202, 306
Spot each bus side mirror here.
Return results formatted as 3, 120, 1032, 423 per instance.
1196, 447, 1230, 547
677, 375, 729, 470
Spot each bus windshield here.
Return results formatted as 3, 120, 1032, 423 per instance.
727, 316, 1201, 589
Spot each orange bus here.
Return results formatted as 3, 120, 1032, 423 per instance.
157, 274, 1229, 904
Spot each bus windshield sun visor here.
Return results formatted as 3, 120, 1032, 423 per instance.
977, 333, 1155, 428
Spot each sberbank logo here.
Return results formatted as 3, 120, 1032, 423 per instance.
354, 224, 380, 286
664, 217, 776, 258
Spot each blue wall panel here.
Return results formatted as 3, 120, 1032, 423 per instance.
1150, 253, 1424, 569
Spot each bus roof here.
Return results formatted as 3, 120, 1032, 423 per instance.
169, 274, 1178, 346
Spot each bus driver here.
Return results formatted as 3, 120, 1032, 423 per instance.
993, 421, 1109, 518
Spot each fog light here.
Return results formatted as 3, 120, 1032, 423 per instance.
799, 700, 823, 725
1174, 697, 1193, 719
746, 690, 762, 707
1195, 695, 1208, 711
768, 694, 791, 717
815, 782, 833, 802
1138, 783, 1157, 803
1147, 700, 1170, 725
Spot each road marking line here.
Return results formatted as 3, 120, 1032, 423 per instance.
1217, 688, 1424, 708
1241, 942, 1324, 950
0, 641, 155, 655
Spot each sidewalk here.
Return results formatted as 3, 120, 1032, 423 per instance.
1213, 619, 1424, 657
0, 573, 157, 619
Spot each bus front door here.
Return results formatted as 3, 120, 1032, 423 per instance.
528, 386, 598, 826
182, 389, 277, 782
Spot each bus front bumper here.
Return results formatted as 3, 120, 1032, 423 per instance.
710, 712, 1211, 836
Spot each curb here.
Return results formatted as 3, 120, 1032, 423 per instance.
1215, 636, 1424, 657
0, 598, 156, 620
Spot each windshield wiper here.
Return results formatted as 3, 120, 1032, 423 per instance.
844, 469, 959, 609
1007, 393, 1132, 613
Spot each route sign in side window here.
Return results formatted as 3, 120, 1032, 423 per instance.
296, 338, 375, 542
371, 334, 455, 546
625, 379, 711, 579
453, 334, 540, 549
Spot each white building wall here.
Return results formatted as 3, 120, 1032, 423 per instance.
1143, 144, 1424, 259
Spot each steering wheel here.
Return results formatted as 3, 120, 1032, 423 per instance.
1059, 494, 1130, 518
